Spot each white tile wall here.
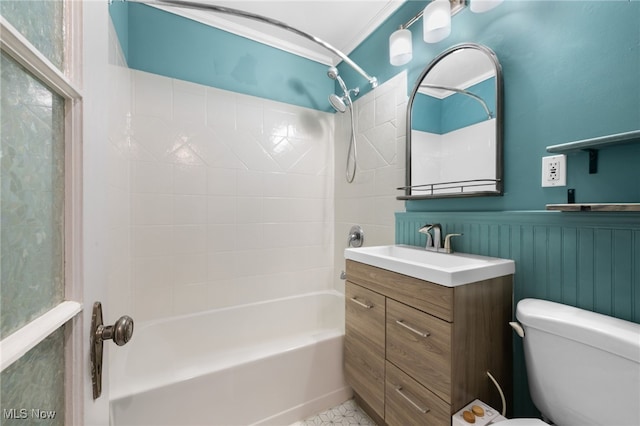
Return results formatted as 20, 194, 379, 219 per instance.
128, 70, 335, 321
107, 20, 132, 320
106, 55, 407, 323
333, 72, 408, 291
411, 119, 498, 194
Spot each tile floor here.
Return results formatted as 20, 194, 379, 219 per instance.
292, 399, 376, 426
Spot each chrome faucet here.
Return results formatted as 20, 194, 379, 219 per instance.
418, 223, 442, 251
418, 224, 462, 253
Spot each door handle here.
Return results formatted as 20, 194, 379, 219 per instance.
98, 314, 133, 346
90, 302, 134, 399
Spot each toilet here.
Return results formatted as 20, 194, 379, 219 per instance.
496, 298, 640, 426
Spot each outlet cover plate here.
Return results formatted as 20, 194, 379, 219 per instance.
542, 154, 566, 187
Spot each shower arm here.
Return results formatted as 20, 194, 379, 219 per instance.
420, 84, 493, 119
130, 0, 378, 89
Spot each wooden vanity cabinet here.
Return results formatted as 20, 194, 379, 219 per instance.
344, 259, 513, 426
344, 282, 386, 419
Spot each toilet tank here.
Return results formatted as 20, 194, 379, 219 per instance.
516, 299, 640, 426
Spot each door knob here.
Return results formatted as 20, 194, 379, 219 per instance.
97, 315, 133, 346
90, 302, 134, 399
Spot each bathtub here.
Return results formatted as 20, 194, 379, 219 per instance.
109, 291, 350, 426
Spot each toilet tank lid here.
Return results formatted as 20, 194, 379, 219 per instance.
516, 299, 640, 363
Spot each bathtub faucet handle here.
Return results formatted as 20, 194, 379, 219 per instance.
347, 225, 364, 248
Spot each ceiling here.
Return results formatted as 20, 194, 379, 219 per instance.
419, 47, 496, 98
150, 0, 407, 65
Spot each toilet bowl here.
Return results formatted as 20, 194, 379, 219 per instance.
505, 299, 640, 426
454, 299, 639, 426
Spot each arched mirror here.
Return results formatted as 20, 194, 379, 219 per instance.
399, 43, 503, 199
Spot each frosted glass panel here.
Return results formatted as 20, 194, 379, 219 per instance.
0, 327, 65, 425
0, 52, 65, 338
0, 0, 65, 70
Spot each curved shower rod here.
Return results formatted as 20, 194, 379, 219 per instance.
129, 0, 378, 89
420, 83, 493, 119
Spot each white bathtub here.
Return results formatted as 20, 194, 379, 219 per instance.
109, 291, 350, 426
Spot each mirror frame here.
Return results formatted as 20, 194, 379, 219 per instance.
399, 43, 504, 200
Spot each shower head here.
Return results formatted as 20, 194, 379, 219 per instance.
327, 66, 339, 80
329, 94, 347, 113
327, 66, 359, 113
327, 66, 349, 95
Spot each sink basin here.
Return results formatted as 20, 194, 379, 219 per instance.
344, 244, 515, 287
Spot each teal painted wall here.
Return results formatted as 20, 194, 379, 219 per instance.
340, 1, 640, 210
110, 2, 334, 112
412, 77, 496, 133
109, 0, 129, 63
412, 92, 442, 133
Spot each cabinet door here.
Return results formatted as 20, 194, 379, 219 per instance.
345, 282, 385, 418
385, 361, 451, 426
386, 299, 452, 403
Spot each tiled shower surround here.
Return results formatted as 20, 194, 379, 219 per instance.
107, 61, 406, 323
332, 72, 407, 292
120, 70, 334, 321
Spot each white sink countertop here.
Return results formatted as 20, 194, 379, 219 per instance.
344, 244, 515, 287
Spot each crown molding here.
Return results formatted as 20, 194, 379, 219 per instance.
338, 0, 406, 63
150, 1, 405, 66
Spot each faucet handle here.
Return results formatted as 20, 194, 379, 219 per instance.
347, 225, 364, 248
443, 233, 463, 254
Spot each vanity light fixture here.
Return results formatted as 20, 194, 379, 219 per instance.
389, 0, 502, 66
423, 0, 453, 43
389, 28, 413, 66
470, 0, 504, 14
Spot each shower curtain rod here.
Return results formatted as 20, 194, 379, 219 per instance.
129, 0, 379, 89
420, 83, 494, 119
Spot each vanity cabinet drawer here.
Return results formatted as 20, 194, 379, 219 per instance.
344, 282, 385, 418
346, 260, 453, 321
345, 282, 385, 353
385, 361, 451, 426
386, 298, 452, 403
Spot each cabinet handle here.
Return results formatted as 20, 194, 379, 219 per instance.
350, 297, 373, 309
395, 320, 430, 337
395, 386, 429, 414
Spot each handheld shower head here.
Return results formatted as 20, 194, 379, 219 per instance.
326, 66, 359, 183
327, 66, 349, 95
329, 94, 347, 113
326, 66, 359, 112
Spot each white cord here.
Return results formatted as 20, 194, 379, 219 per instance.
487, 370, 506, 417
345, 101, 357, 183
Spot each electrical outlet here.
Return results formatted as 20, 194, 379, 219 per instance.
542, 155, 566, 187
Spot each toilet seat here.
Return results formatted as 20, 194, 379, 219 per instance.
493, 419, 547, 426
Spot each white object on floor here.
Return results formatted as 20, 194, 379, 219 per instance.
452, 399, 507, 426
